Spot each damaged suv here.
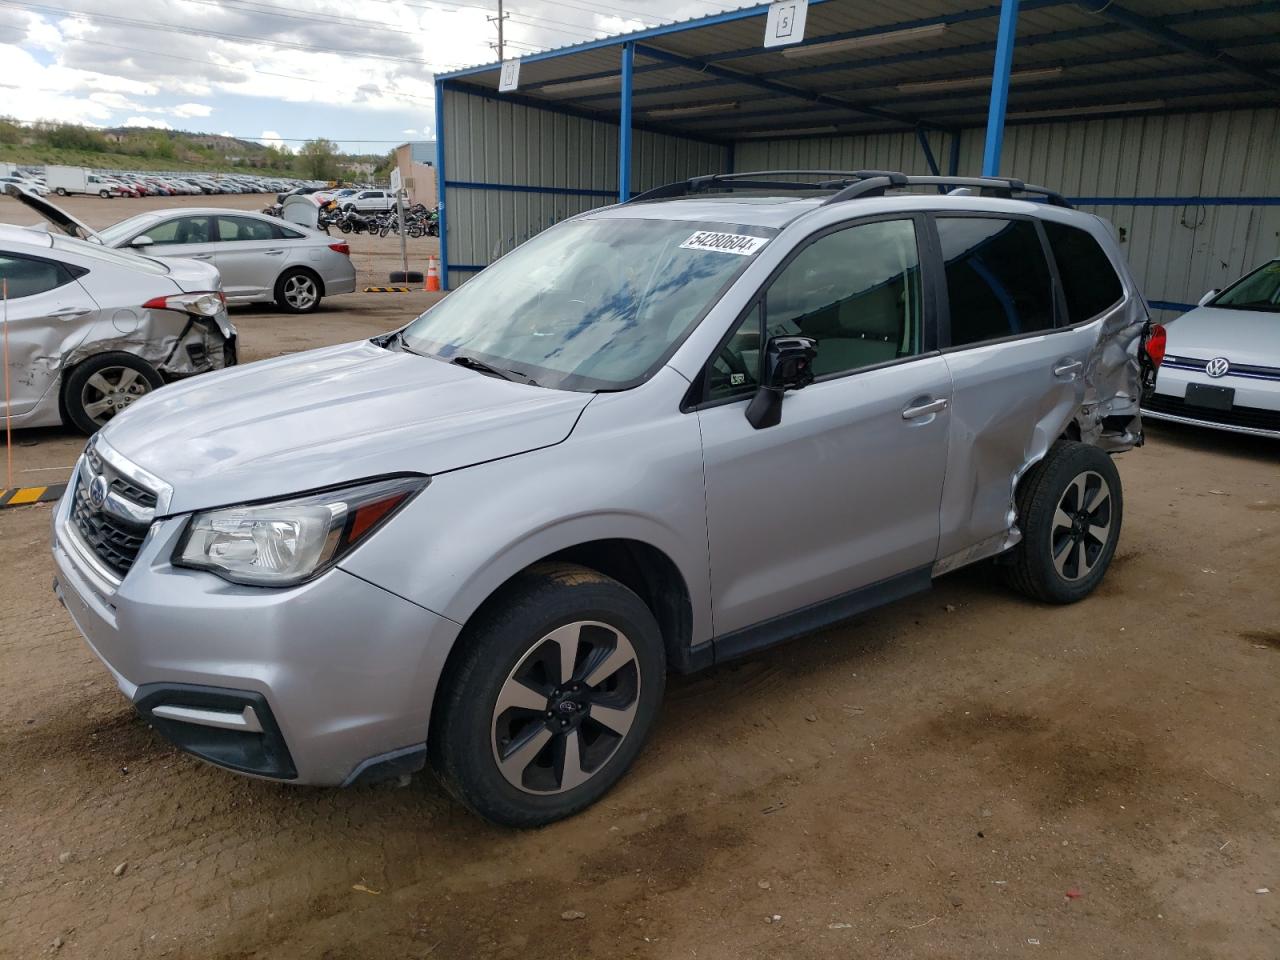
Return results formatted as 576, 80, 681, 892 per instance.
1, 203, 235, 433
52, 172, 1155, 826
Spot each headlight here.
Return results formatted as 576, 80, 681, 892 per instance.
174, 475, 427, 586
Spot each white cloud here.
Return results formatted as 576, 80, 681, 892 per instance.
259, 130, 291, 152
172, 102, 213, 118
122, 116, 173, 129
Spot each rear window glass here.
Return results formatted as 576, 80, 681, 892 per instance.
1044, 221, 1124, 323
937, 217, 1055, 346
0, 254, 77, 298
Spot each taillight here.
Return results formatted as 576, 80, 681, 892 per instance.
1144, 323, 1167, 368
143, 291, 227, 317
329, 241, 350, 256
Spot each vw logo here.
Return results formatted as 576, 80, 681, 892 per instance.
1205, 357, 1231, 378
88, 475, 109, 509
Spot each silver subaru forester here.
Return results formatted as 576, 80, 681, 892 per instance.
52, 172, 1158, 826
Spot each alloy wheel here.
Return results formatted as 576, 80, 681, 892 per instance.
491, 620, 642, 795
1050, 470, 1112, 581
283, 274, 317, 310
80, 366, 152, 426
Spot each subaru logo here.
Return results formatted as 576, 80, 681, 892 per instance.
1205, 357, 1231, 378
558, 700, 579, 714
88, 475, 109, 509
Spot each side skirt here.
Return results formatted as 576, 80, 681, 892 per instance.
672, 566, 934, 674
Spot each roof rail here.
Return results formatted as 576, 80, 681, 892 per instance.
626, 169, 1072, 208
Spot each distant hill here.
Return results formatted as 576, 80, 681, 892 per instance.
0, 119, 387, 179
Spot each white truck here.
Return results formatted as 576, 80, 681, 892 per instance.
46, 165, 122, 198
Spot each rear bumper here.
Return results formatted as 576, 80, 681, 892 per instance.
51, 480, 462, 785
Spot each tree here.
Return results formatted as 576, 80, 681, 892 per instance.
296, 138, 340, 181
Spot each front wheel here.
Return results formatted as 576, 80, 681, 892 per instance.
431, 563, 666, 827
99, 190, 110, 198
274, 268, 321, 313
1005, 440, 1124, 604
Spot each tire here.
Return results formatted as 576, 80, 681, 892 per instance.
62, 352, 163, 435
431, 562, 666, 827
389, 271, 424, 285
274, 268, 322, 313
1005, 440, 1124, 604
99, 190, 110, 199
55, 187, 67, 196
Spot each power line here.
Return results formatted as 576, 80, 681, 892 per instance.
203, 0, 604, 43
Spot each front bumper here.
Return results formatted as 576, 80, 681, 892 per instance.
51, 472, 462, 785
1144, 365, 1280, 438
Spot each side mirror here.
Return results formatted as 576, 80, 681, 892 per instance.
1197, 289, 1219, 307
745, 335, 817, 430
130, 234, 155, 248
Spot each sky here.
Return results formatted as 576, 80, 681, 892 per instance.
0, 0, 756, 154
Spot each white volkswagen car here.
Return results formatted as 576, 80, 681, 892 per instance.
1144, 259, 1280, 438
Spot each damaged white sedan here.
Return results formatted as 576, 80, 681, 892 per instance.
0, 221, 235, 434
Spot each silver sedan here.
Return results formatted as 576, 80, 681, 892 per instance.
96, 208, 357, 313
1144, 259, 1280, 439
12, 189, 356, 314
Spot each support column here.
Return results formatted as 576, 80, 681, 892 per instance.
619, 41, 634, 202
434, 78, 449, 289
982, 0, 1019, 177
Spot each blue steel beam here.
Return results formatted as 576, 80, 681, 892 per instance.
983, 0, 1020, 176
619, 41, 634, 202
434, 78, 449, 291
1076, 1, 1280, 93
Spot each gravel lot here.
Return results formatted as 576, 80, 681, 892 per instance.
1, 194, 1278, 959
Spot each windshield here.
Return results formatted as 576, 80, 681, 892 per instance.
98, 213, 161, 246
1211, 260, 1280, 312
50, 234, 170, 274
400, 217, 773, 391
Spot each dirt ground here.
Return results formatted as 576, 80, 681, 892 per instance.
1, 194, 1279, 959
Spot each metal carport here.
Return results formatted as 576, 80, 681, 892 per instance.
434, 0, 1280, 317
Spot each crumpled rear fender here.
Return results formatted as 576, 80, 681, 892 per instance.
61, 314, 233, 379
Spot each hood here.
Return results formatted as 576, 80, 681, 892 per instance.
3, 183, 100, 241
1165, 305, 1280, 367
98, 339, 594, 514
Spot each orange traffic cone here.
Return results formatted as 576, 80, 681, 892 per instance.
425, 256, 441, 292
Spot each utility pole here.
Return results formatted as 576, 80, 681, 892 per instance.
488, 0, 508, 60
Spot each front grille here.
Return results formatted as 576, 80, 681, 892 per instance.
71, 447, 157, 577
1163, 356, 1280, 382
85, 445, 157, 509
1143, 394, 1280, 433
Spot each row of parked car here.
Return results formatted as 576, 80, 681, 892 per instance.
2, 164, 322, 200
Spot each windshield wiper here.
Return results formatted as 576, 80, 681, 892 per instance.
450, 354, 514, 380
450, 354, 539, 387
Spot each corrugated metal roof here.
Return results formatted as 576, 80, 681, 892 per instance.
439, 0, 1280, 139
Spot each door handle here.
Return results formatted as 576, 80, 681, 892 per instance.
190, 254, 213, 260
47, 306, 91, 320
264, 249, 284, 255
902, 397, 948, 420
1054, 359, 1083, 377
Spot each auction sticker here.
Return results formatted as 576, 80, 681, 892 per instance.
679, 231, 769, 256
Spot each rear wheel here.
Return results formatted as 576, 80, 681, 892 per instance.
62, 353, 163, 435
55, 187, 67, 196
1005, 441, 1123, 604
431, 563, 666, 827
274, 268, 322, 313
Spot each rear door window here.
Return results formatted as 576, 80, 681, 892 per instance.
1043, 221, 1124, 323
147, 216, 215, 245
216, 217, 281, 242
0, 254, 77, 298
937, 217, 1055, 346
